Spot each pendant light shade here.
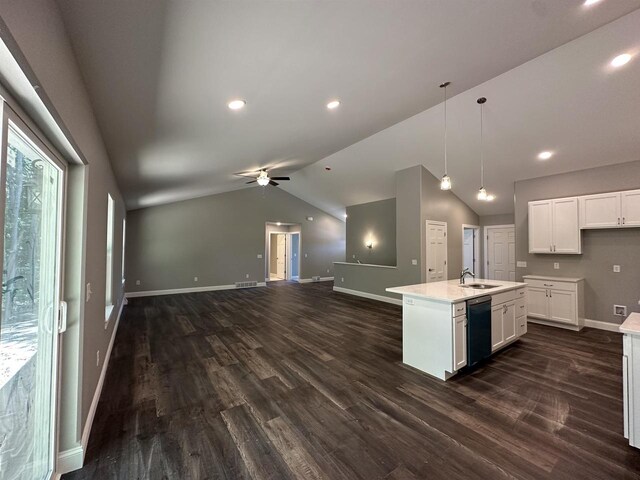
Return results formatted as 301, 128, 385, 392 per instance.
476, 97, 489, 201
440, 82, 452, 190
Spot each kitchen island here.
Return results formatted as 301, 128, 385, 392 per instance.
387, 279, 528, 380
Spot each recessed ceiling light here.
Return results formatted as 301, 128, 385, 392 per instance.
611, 53, 632, 68
327, 100, 340, 110
583, 0, 602, 6
538, 151, 553, 160
228, 99, 246, 110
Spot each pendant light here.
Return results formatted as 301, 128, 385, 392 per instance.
477, 97, 488, 201
440, 81, 452, 190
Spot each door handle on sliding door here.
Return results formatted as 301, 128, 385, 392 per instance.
58, 300, 68, 333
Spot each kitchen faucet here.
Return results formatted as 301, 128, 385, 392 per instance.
460, 268, 475, 285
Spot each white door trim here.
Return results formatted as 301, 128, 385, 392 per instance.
425, 220, 448, 282
266, 230, 302, 281
461, 224, 480, 275
483, 224, 515, 279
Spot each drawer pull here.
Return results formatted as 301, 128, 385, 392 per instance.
543, 283, 553, 287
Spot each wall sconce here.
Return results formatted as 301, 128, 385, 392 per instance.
365, 239, 374, 249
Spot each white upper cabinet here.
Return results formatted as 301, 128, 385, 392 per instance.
579, 192, 621, 229
552, 197, 580, 254
622, 189, 640, 227
528, 200, 553, 253
529, 197, 580, 254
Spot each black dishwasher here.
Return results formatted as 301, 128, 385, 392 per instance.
466, 296, 492, 367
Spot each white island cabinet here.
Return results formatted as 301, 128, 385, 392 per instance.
620, 313, 640, 449
387, 279, 527, 381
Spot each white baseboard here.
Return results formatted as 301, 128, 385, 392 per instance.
56, 296, 125, 475
333, 286, 402, 306
56, 445, 83, 474
584, 318, 621, 332
298, 276, 334, 284
126, 282, 267, 298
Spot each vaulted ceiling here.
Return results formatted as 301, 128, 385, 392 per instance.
56, 0, 640, 215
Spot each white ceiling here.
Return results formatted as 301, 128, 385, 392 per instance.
56, 0, 640, 214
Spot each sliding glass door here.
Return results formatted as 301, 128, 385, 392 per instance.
0, 106, 66, 480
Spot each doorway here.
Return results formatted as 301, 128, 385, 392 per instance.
484, 224, 516, 281
266, 227, 301, 282
425, 220, 447, 282
462, 224, 480, 275
0, 108, 67, 480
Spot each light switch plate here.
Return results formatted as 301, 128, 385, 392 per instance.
411, 259, 418, 265
257, 254, 263, 259
553, 263, 560, 270
517, 261, 527, 268
613, 265, 621, 273
405, 298, 414, 305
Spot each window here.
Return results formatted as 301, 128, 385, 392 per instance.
105, 194, 115, 319
121, 218, 126, 284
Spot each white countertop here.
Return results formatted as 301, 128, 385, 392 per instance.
522, 275, 584, 283
333, 261, 397, 269
386, 278, 527, 303
620, 313, 640, 335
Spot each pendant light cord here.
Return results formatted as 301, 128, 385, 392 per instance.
480, 101, 484, 187
444, 84, 448, 175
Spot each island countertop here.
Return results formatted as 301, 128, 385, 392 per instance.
386, 278, 527, 303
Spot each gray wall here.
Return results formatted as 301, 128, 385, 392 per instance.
346, 198, 396, 266
125, 186, 345, 292
515, 160, 640, 324
0, 0, 127, 451
335, 165, 479, 300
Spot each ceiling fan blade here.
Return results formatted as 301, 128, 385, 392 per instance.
246, 180, 257, 184
235, 171, 259, 178
270, 176, 290, 181
269, 180, 280, 186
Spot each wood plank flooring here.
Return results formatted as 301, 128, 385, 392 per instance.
64, 281, 640, 479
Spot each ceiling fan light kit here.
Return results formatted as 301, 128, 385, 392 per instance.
235, 168, 291, 188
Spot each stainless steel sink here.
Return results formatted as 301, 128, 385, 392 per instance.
459, 283, 500, 289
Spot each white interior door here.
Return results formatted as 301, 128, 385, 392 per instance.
426, 221, 447, 282
276, 234, 286, 279
486, 226, 515, 281
0, 110, 66, 480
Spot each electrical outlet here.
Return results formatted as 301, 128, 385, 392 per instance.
614, 305, 627, 316
304, 253, 308, 258
326, 268, 330, 273
86, 282, 92, 302
405, 298, 414, 305
352, 254, 356, 259
411, 259, 418, 265
257, 254, 263, 259
194, 276, 198, 282
517, 261, 527, 268
96, 350, 100, 366
341, 277, 344, 283
136, 280, 141, 285
553, 262, 560, 270
246, 274, 249, 279
613, 265, 621, 273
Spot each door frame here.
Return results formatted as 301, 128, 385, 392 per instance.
0, 101, 68, 480
461, 224, 480, 275
266, 231, 301, 282
483, 224, 515, 279
425, 220, 448, 282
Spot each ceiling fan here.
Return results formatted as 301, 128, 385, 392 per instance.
235, 169, 290, 187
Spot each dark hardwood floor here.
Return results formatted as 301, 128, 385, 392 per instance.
64, 281, 640, 479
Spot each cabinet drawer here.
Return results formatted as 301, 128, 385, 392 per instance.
517, 315, 527, 336
524, 278, 576, 292
516, 287, 526, 299
452, 302, 466, 317
516, 298, 526, 316
492, 289, 516, 306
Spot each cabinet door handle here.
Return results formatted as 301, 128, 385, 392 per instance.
623, 217, 626, 224
618, 217, 621, 225
549, 245, 553, 252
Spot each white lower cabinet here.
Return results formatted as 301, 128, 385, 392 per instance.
621, 313, 640, 449
523, 276, 584, 330
453, 314, 467, 371
491, 288, 525, 352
